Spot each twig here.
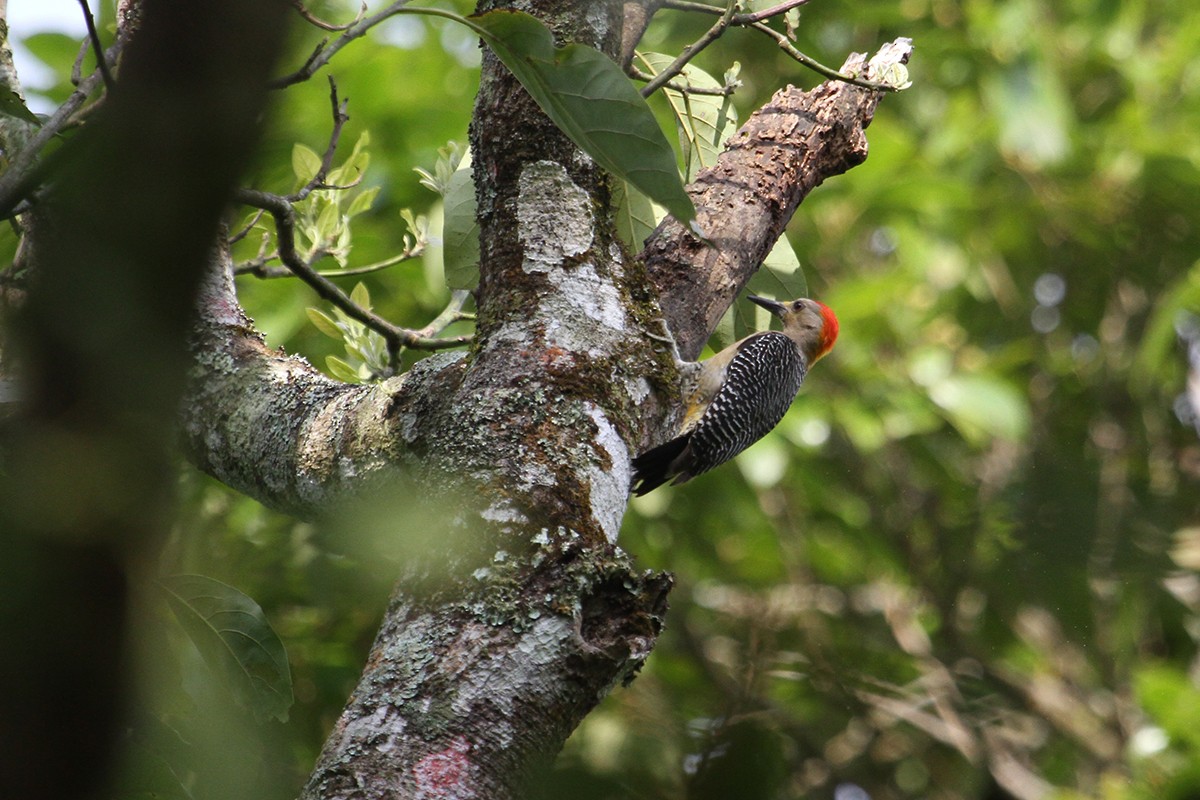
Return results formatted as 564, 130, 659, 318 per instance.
288, 77, 353, 203
291, 0, 367, 32
660, 0, 902, 92
752, 21, 898, 90
662, 0, 810, 25
75, 0, 115, 92
270, 0, 415, 89
228, 209, 267, 246
627, 66, 733, 96
233, 188, 470, 371
70, 39, 89, 87
412, 289, 474, 339
234, 247, 425, 279
640, 0, 738, 98
733, 0, 813, 24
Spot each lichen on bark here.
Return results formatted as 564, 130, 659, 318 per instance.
167, 3, 908, 796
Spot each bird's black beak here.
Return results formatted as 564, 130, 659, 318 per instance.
747, 294, 786, 316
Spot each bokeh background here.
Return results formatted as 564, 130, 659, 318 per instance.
7, 1, 1200, 798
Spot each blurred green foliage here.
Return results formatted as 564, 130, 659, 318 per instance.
9, 0, 1200, 798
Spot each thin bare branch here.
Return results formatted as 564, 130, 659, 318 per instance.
628, 66, 733, 96
752, 20, 900, 91
412, 289, 474, 339
228, 209, 267, 246
662, 0, 810, 25
234, 245, 425, 279
291, 0, 367, 32
640, 0, 737, 98
734, 0, 812, 24
75, 0, 115, 91
659, 0, 902, 92
233, 188, 470, 368
285, 76, 353, 203
270, 0, 415, 90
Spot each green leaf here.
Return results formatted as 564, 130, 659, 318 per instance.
326, 355, 364, 383
442, 156, 481, 290
350, 281, 371, 309
21, 33, 81, 84
755, 234, 808, 298
315, 202, 341, 243
306, 307, 342, 339
161, 575, 292, 724
0, 88, 40, 125
291, 143, 322, 185
329, 152, 369, 187
112, 718, 194, 800
466, 10, 697, 226
346, 186, 380, 217
637, 52, 738, 181
611, 180, 662, 252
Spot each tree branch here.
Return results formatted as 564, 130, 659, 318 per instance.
662, 0, 811, 25
269, 0, 415, 89
628, 65, 735, 96
639, 0, 737, 98
182, 239, 458, 519
291, 0, 367, 32
75, 0, 115, 92
295, 4, 679, 796
659, 0, 902, 92
640, 38, 913, 361
233, 188, 471, 365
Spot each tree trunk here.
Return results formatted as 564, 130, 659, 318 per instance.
170, 3, 906, 796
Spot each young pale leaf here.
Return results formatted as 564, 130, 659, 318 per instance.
315, 202, 342, 244
469, 10, 697, 227
292, 143, 323, 185
415, 140, 466, 197
612, 180, 663, 252
161, 575, 293, 724
350, 281, 371, 309
306, 307, 343, 339
442, 161, 481, 290
638, 52, 738, 181
346, 186, 380, 218
326, 355, 365, 383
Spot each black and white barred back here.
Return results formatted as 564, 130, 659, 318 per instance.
630, 332, 808, 494
682, 332, 807, 480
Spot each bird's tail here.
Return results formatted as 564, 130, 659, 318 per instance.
630, 434, 690, 496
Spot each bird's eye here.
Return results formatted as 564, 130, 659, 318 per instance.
793, 300, 804, 310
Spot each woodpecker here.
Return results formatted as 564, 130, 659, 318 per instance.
631, 295, 839, 495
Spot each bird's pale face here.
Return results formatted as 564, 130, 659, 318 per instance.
784, 298, 839, 364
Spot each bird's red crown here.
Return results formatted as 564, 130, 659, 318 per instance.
813, 301, 839, 362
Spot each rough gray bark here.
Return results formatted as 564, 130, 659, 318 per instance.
168, 3, 910, 797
